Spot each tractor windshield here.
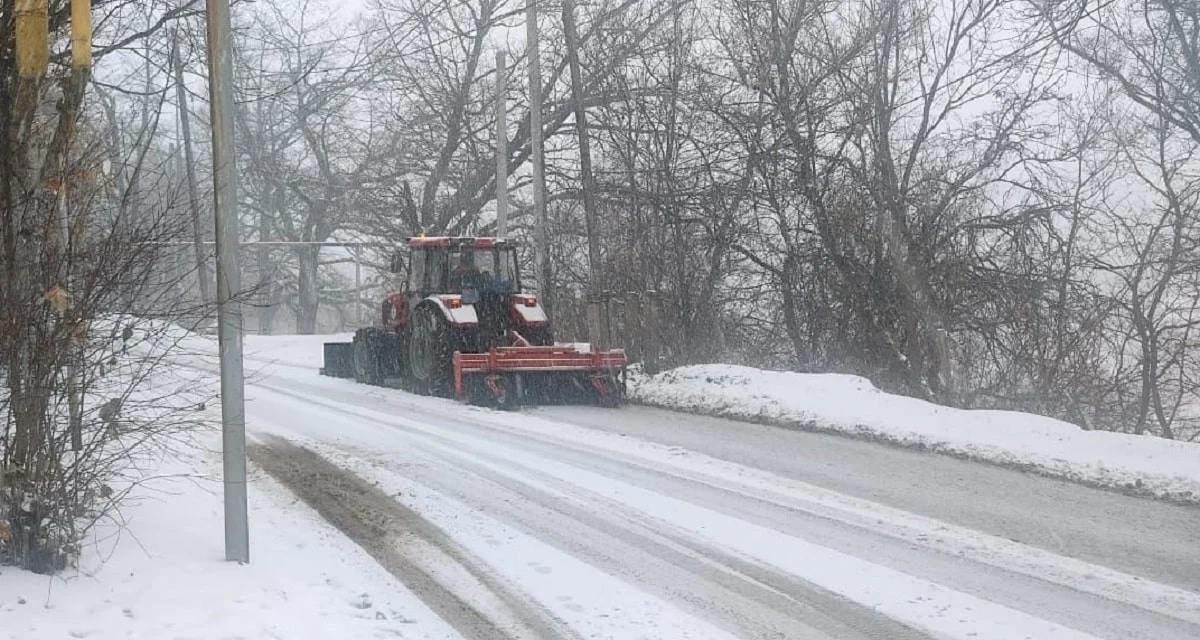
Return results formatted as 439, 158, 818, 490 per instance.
446, 247, 519, 295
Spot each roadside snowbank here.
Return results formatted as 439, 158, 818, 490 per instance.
629, 365, 1200, 502
0, 355, 453, 640
245, 332, 354, 370
0, 415, 452, 639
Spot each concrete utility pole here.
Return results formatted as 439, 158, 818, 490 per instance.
204, 0, 249, 564
526, 0, 549, 309
495, 50, 509, 237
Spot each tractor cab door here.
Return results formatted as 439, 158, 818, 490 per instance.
444, 248, 490, 300
380, 250, 416, 330
409, 248, 431, 293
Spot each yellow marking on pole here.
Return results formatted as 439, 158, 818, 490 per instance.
15, 0, 49, 78
71, 0, 93, 70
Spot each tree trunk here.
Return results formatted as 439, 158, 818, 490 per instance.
257, 188, 279, 334
257, 218, 278, 334
295, 244, 320, 334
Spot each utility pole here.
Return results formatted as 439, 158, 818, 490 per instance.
526, 0, 549, 312
204, 0, 249, 564
495, 50, 509, 237
562, 0, 607, 349
171, 33, 212, 306
63, 0, 92, 452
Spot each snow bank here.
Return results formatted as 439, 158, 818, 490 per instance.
245, 332, 354, 370
0, 323, 453, 639
629, 365, 1200, 502
90, 314, 213, 355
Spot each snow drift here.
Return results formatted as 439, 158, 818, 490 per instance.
629, 364, 1200, 502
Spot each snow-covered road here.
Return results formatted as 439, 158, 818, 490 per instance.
238, 336, 1200, 640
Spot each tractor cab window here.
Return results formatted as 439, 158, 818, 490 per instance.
494, 249, 519, 290
446, 247, 519, 295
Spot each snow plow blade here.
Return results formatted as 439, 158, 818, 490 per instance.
320, 341, 355, 378
453, 344, 627, 407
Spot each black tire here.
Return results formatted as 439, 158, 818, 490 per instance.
406, 305, 455, 396
384, 332, 407, 380
353, 332, 381, 385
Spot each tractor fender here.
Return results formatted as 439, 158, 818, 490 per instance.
418, 295, 479, 328
382, 291, 409, 330
508, 294, 549, 327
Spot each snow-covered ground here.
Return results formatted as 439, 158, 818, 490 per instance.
0, 425, 457, 640
630, 364, 1200, 502
235, 333, 1198, 639
0, 325, 454, 640
3, 327, 1198, 640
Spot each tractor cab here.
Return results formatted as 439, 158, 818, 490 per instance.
392, 236, 547, 348
403, 236, 522, 301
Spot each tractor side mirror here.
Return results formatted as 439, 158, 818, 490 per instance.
389, 251, 406, 274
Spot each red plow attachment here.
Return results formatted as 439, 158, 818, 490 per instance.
453, 343, 628, 407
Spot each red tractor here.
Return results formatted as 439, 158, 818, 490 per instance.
320, 236, 627, 407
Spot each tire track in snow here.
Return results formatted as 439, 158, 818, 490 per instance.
254, 375, 1200, 629
345, 443, 923, 640
248, 383, 1138, 639
239, 366, 1200, 639
247, 383, 918, 638
248, 434, 582, 640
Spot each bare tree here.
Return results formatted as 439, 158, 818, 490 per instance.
1039, 0, 1200, 144
582, 2, 751, 368
1090, 117, 1200, 438
235, 0, 379, 333
0, 0, 208, 572
170, 31, 211, 306
358, 0, 682, 244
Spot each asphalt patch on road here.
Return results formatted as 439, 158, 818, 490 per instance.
249, 434, 579, 640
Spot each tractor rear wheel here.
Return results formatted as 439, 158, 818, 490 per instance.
407, 305, 454, 396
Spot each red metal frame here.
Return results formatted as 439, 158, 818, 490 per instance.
381, 290, 409, 330
452, 345, 627, 399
